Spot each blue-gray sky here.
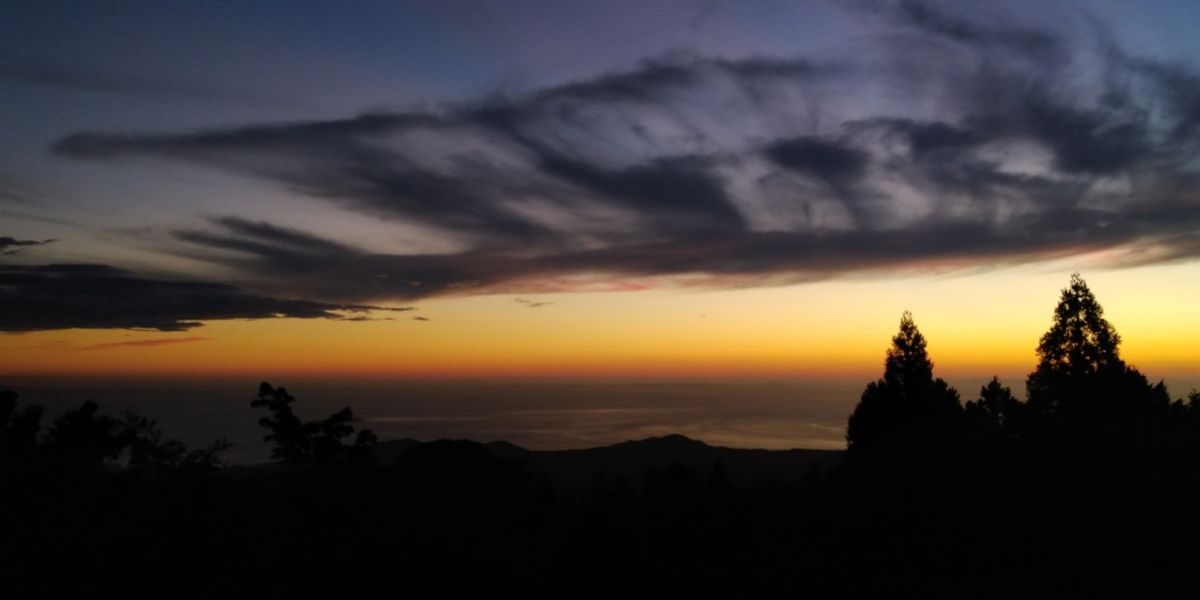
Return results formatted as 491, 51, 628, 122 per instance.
4, 0, 1200, 334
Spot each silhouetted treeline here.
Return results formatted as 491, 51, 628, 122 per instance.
838, 275, 1200, 596
2, 274, 1199, 596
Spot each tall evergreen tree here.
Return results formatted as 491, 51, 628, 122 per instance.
846, 312, 962, 453
1026, 274, 1168, 418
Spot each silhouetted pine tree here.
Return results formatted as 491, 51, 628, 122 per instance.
846, 311, 963, 454
1026, 274, 1169, 419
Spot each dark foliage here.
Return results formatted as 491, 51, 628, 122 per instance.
845, 311, 963, 455
3, 274, 1200, 596
251, 381, 376, 464
1027, 273, 1172, 421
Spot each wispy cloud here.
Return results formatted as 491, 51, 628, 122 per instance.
515, 298, 553, 308
81, 336, 209, 351
0, 236, 55, 256
0, 263, 411, 332
24, 0, 1200, 327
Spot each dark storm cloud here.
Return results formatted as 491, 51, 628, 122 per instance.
41, 0, 1200, 316
0, 236, 54, 256
0, 263, 410, 332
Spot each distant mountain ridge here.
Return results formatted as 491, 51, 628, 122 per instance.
373, 434, 842, 489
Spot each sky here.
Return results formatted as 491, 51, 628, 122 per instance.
2, 0, 1199, 387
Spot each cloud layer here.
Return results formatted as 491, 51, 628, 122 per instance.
0, 236, 54, 256
28, 1, 1200, 328
0, 263, 408, 332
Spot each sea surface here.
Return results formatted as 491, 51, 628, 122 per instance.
4, 375, 1197, 464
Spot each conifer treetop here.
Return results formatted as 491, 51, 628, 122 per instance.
884, 310, 934, 392
1034, 274, 1123, 378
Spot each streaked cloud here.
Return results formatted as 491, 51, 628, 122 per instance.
81, 336, 209, 351
0, 263, 411, 332
13, 0, 1200, 328
515, 298, 553, 308
0, 236, 55, 256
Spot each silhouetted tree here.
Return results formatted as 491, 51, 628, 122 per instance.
965, 377, 1022, 431
2, 389, 226, 475
252, 383, 311, 463
1026, 274, 1169, 419
252, 381, 376, 464
44, 400, 126, 466
122, 412, 230, 470
1181, 389, 1200, 440
121, 412, 187, 468
846, 311, 962, 454
0, 389, 42, 463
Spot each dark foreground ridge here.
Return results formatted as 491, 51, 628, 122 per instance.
372, 434, 842, 490
2, 274, 1200, 597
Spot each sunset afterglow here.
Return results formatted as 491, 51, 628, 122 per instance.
2, 0, 1198, 410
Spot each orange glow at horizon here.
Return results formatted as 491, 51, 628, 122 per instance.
4, 264, 1199, 384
